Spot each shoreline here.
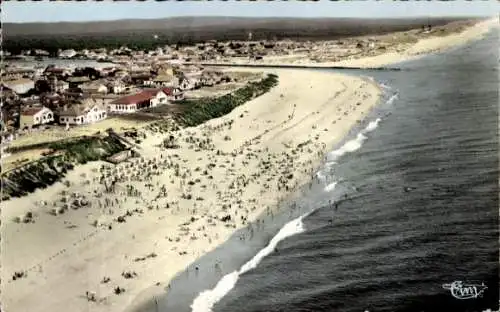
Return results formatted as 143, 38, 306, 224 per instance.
126, 17, 498, 312
130, 83, 393, 312
1, 69, 382, 312
1, 18, 497, 312
194, 18, 496, 69
185, 63, 404, 71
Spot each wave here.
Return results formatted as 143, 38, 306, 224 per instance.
190, 115, 383, 311
366, 77, 392, 92
386, 92, 399, 105
190, 93, 390, 311
325, 161, 337, 168
324, 181, 338, 192
191, 214, 310, 312
327, 117, 381, 162
365, 118, 381, 133
380, 82, 392, 90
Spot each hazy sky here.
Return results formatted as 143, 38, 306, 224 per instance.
3, 1, 498, 23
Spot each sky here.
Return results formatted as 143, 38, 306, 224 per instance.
2, 1, 498, 24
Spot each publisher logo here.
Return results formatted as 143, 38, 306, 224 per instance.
442, 281, 488, 300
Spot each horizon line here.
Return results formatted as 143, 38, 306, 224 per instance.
4, 15, 490, 25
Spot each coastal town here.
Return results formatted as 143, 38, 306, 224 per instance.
0, 18, 474, 159
1, 12, 496, 312
1, 47, 270, 171
2, 58, 235, 133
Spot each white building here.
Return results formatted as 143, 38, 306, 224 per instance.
108, 89, 169, 113
107, 102, 139, 114
20, 106, 54, 129
147, 89, 169, 106
151, 74, 177, 87
161, 87, 184, 102
59, 49, 77, 59
178, 76, 197, 91
59, 100, 107, 125
85, 101, 108, 124
107, 80, 127, 94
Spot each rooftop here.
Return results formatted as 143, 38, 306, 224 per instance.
21, 106, 47, 116
110, 91, 154, 105
153, 74, 175, 82
59, 99, 105, 117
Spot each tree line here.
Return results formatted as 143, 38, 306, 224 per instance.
4, 33, 170, 55
4, 18, 464, 55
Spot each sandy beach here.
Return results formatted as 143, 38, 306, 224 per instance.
201, 18, 497, 69
1, 68, 381, 312
325, 17, 497, 68
1, 18, 497, 312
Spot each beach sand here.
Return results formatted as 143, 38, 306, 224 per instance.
1, 69, 380, 312
324, 17, 497, 68
1, 18, 496, 312
205, 18, 497, 68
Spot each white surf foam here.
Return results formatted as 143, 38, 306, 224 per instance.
380, 83, 392, 90
328, 133, 366, 161
327, 117, 382, 163
191, 215, 309, 312
386, 92, 399, 105
365, 118, 381, 133
324, 181, 338, 192
191, 104, 388, 311
325, 161, 337, 168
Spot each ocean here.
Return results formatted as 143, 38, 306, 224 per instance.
137, 28, 499, 312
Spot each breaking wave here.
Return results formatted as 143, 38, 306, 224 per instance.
386, 92, 399, 105
191, 215, 309, 312
324, 181, 338, 192
327, 117, 381, 162
190, 89, 391, 312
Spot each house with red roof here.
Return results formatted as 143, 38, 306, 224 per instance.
142, 88, 169, 106
20, 106, 54, 129
108, 89, 168, 113
161, 87, 184, 102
